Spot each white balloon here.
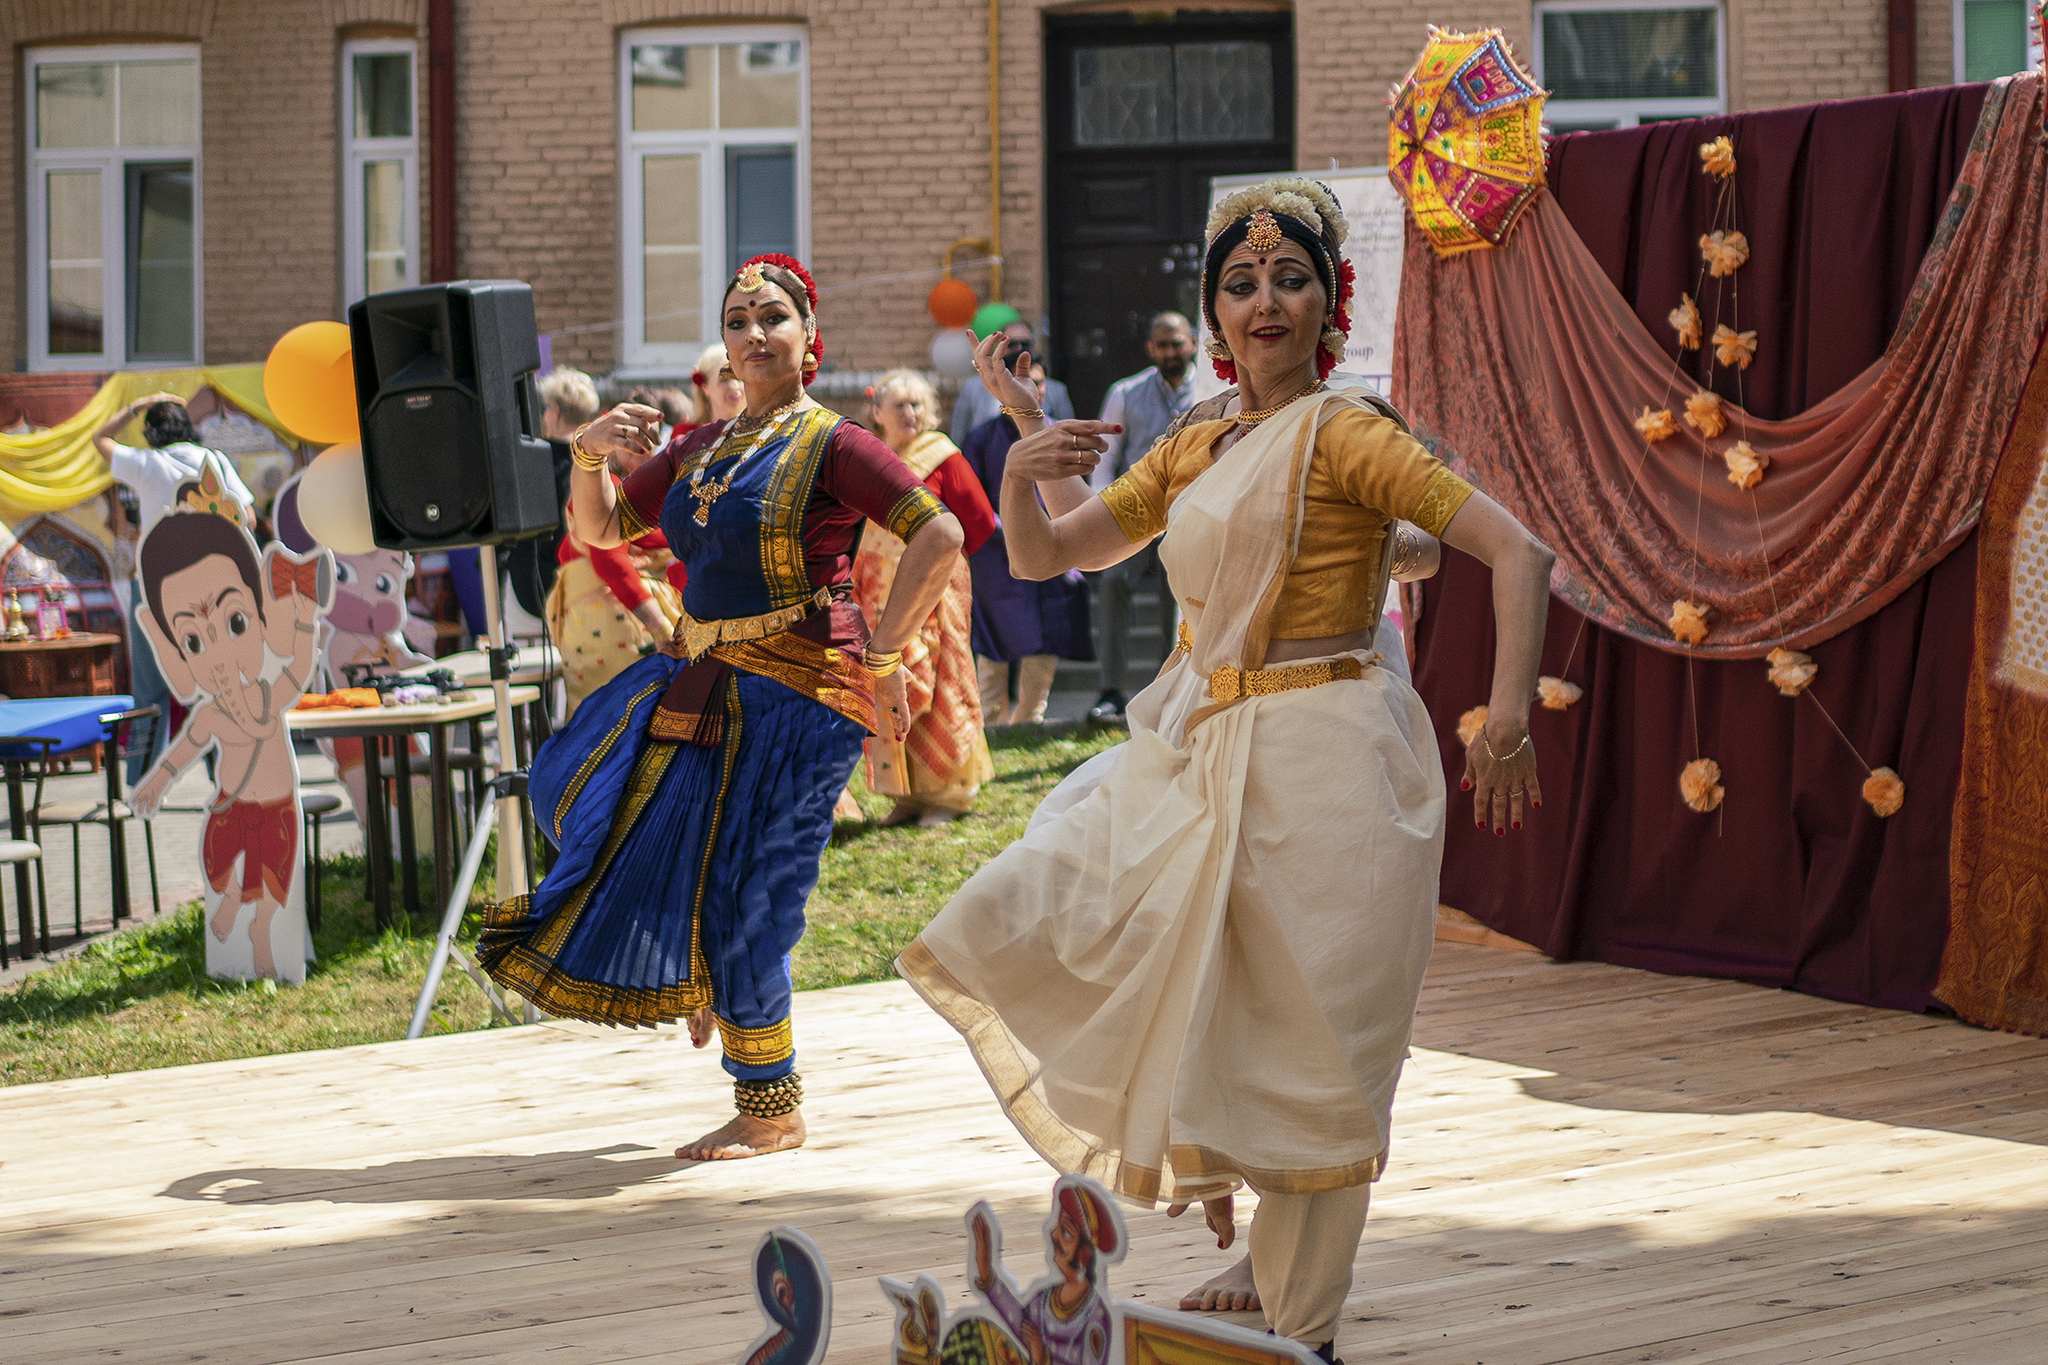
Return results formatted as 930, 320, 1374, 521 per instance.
296, 442, 377, 553
930, 328, 977, 380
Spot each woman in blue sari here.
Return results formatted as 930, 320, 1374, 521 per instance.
481, 254, 965, 1161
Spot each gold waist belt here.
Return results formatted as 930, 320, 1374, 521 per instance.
671, 586, 833, 661
1173, 622, 1366, 703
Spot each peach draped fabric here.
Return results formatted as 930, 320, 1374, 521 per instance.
1396, 76, 2048, 658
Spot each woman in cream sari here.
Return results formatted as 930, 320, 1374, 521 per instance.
898, 177, 1553, 1363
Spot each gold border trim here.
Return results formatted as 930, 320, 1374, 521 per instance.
1409, 465, 1476, 538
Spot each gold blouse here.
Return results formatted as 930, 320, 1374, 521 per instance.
1100, 404, 1476, 640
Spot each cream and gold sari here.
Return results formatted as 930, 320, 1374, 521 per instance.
898, 388, 1443, 1204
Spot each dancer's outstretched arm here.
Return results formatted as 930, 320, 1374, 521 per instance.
1438, 491, 1554, 835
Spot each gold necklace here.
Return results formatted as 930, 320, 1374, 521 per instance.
688, 397, 805, 526
1233, 379, 1324, 429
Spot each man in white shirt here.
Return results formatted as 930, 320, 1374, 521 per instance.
1083, 312, 1197, 718
93, 392, 256, 780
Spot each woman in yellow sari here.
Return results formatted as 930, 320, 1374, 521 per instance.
852, 369, 999, 826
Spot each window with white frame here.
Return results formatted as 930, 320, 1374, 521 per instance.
1955, 1, 2044, 82
26, 45, 201, 370
619, 26, 807, 371
342, 38, 419, 303
1533, 1, 1725, 133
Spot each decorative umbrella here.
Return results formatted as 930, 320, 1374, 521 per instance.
1387, 27, 1548, 257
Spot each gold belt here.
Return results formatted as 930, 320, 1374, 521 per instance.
1173, 621, 1366, 703
670, 586, 833, 661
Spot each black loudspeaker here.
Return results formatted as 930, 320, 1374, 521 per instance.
347, 280, 559, 550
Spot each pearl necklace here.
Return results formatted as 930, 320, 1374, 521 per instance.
687, 396, 806, 526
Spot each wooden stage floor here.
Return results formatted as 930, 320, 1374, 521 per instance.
4, 942, 2046, 1364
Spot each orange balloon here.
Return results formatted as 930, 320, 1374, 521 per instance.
927, 278, 979, 329
264, 321, 361, 445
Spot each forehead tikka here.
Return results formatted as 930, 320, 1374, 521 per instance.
1244, 208, 1284, 253
734, 261, 768, 292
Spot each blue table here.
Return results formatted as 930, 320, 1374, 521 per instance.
0, 696, 132, 955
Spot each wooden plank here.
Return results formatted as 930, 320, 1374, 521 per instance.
4, 948, 2046, 1364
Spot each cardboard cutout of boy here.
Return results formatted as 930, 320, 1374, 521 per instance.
130, 462, 334, 982
882, 1175, 1317, 1365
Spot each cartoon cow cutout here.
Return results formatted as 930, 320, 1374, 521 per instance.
273, 471, 437, 835
130, 464, 333, 982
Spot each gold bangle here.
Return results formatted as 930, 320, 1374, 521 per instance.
864, 648, 903, 678
1482, 730, 1531, 763
999, 404, 1044, 421
570, 425, 607, 471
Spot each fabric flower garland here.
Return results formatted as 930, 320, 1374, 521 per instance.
1765, 647, 1817, 696
1862, 767, 1905, 818
1457, 706, 1489, 747
1684, 390, 1727, 438
1713, 324, 1758, 370
1635, 407, 1678, 442
1537, 676, 1582, 710
1669, 599, 1710, 645
1699, 136, 1737, 180
1680, 758, 1725, 813
1723, 440, 1769, 490
1669, 294, 1702, 350
1699, 229, 1751, 277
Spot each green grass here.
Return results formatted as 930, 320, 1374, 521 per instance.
798, 723, 1124, 989
0, 852, 501, 1087
0, 722, 1125, 1087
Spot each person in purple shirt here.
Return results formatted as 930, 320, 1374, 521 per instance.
968, 1179, 1118, 1365
958, 410, 1095, 725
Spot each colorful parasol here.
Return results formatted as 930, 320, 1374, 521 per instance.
1387, 27, 1548, 257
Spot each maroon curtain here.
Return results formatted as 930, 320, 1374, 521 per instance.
1410, 84, 1993, 1013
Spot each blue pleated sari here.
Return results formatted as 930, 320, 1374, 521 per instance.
480, 406, 933, 1080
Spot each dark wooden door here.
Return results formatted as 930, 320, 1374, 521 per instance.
1045, 14, 1293, 419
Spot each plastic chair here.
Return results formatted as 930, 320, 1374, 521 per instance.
0, 735, 55, 964
31, 707, 161, 934
301, 789, 345, 932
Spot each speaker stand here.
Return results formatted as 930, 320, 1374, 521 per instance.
406, 541, 539, 1036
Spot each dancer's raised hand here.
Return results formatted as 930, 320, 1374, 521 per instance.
970, 329, 1040, 414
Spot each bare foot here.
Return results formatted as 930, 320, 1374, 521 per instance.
1179, 1254, 1260, 1312
675, 1108, 806, 1161
916, 806, 963, 828
687, 1006, 715, 1048
832, 788, 865, 821
209, 901, 240, 942
877, 799, 920, 828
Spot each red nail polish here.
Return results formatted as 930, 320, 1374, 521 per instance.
1460, 779, 1471, 790
1512, 821, 1522, 830
1495, 828, 1505, 837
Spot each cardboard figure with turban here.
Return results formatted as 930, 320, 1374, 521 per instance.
881, 1175, 1317, 1365
129, 462, 334, 982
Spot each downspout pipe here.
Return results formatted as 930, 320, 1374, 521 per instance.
1887, 0, 1917, 92
988, 0, 1003, 301
429, 0, 457, 281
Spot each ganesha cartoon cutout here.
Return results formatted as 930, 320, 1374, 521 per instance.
130, 465, 334, 983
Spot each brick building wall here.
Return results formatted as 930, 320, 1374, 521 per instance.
0, 1, 1983, 381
